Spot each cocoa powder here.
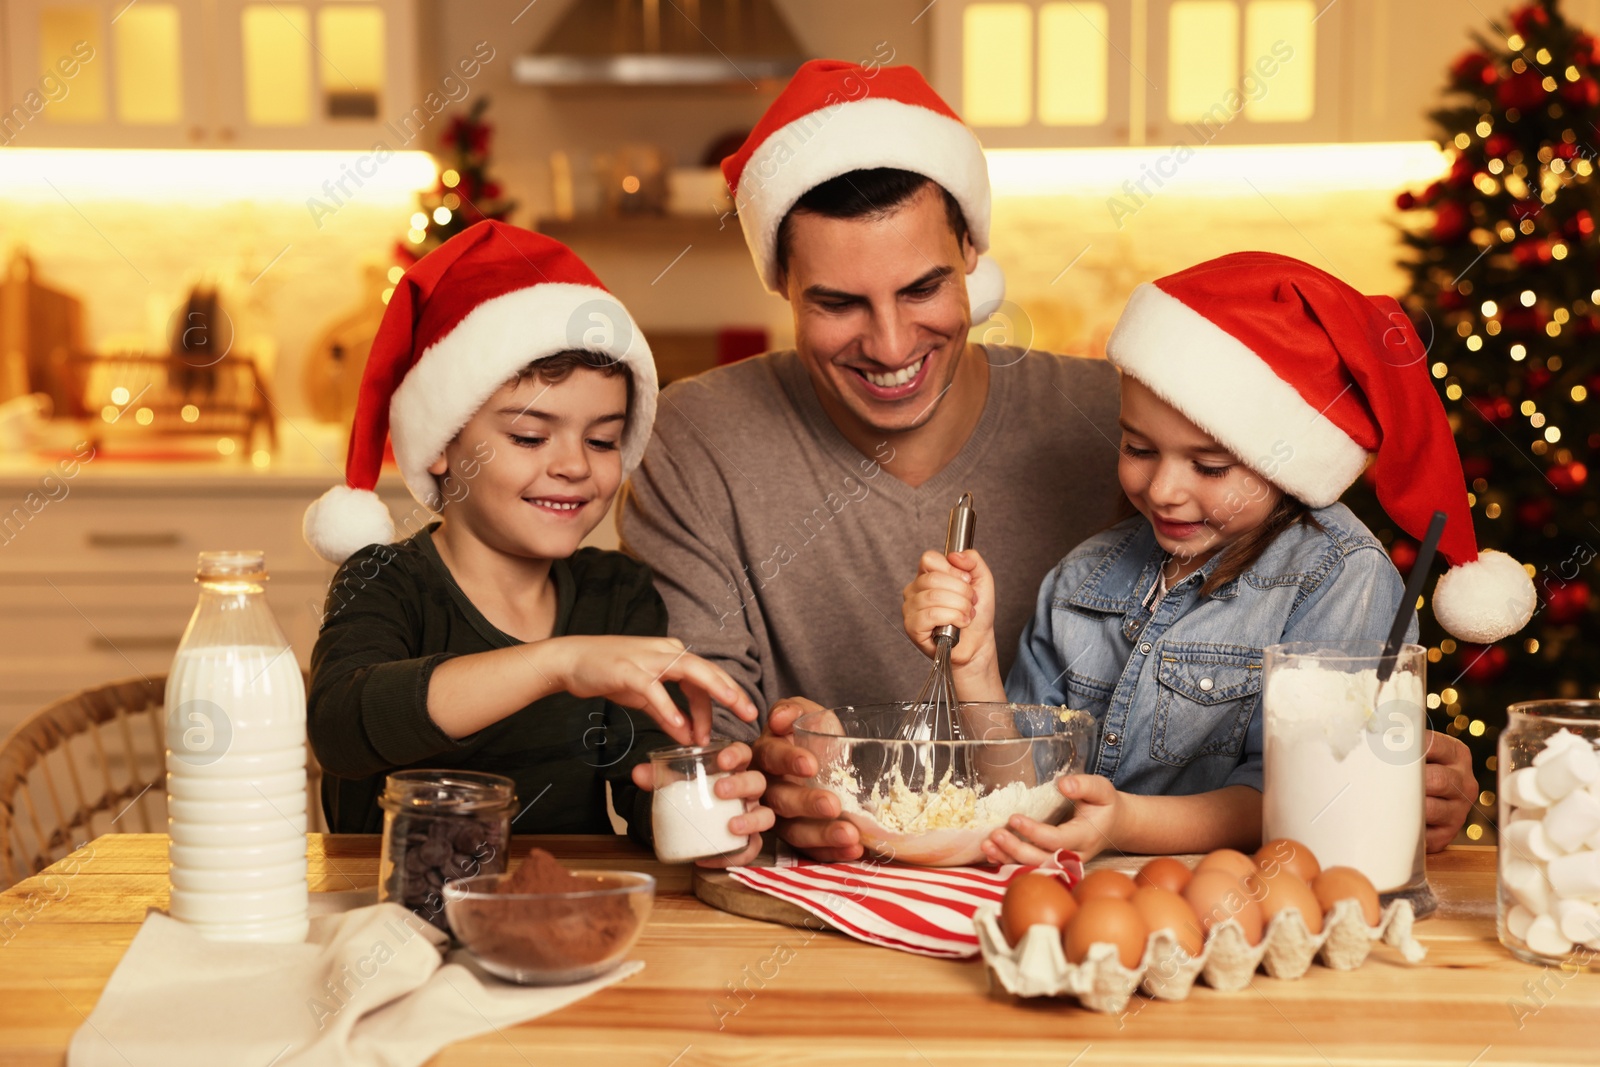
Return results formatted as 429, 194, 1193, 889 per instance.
456, 847, 640, 971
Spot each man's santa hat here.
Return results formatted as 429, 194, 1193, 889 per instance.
1106, 251, 1536, 644
720, 58, 1006, 321
303, 220, 657, 564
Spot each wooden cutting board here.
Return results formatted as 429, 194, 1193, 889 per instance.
691, 846, 838, 931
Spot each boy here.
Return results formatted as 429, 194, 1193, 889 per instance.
303, 221, 766, 860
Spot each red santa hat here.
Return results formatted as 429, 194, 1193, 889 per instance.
1106, 251, 1536, 644
303, 220, 657, 564
720, 58, 1006, 321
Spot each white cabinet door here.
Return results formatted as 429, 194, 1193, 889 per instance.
931, 0, 1136, 148
3, 0, 210, 148
209, 0, 417, 150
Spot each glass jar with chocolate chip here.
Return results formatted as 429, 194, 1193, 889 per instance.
378, 770, 516, 935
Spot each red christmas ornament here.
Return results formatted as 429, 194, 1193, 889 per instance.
1549, 461, 1590, 494
1460, 643, 1510, 684
1389, 539, 1419, 576
1512, 239, 1551, 266
1546, 581, 1592, 625
1517, 496, 1555, 526
1468, 396, 1510, 425
1499, 69, 1550, 111
1512, 4, 1551, 36
1451, 51, 1499, 87
1437, 288, 1467, 310
1433, 201, 1472, 242
1486, 132, 1517, 158
1561, 77, 1600, 109
1396, 190, 1418, 210
1554, 141, 1580, 161
1565, 209, 1595, 237
1448, 154, 1479, 187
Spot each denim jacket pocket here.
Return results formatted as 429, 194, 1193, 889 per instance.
1063, 672, 1116, 719
1150, 642, 1262, 768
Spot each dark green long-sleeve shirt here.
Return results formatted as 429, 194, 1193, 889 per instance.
308, 527, 672, 844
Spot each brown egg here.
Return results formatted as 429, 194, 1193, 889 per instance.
1062, 896, 1148, 969
1195, 848, 1259, 881
1000, 872, 1078, 946
1256, 865, 1323, 935
1131, 885, 1204, 957
1183, 870, 1265, 946
1134, 857, 1193, 895
1255, 838, 1322, 885
1313, 866, 1381, 926
1071, 869, 1138, 903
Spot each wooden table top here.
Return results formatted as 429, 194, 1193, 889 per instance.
0, 835, 1591, 1066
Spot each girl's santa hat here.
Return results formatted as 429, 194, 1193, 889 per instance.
303, 220, 657, 564
720, 58, 1006, 322
1106, 251, 1536, 644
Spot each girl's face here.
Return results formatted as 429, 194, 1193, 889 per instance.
1116, 375, 1283, 571
428, 368, 628, 562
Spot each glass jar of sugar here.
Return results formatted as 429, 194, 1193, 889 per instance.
1261, 640, 1432, 915
1498, 700, 1600, 968
649, 742, 749, 864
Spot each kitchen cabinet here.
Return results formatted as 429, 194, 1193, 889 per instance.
928, 0, 1507, 148
2, 0, 416, 149
0, 461, 417, 738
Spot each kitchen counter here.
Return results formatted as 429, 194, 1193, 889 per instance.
0, 835, 1588, 1066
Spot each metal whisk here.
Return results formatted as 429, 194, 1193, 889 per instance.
898, 492, 977, 787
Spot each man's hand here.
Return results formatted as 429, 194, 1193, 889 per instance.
1424, 729, 1476, 853
751, 697, 864, 861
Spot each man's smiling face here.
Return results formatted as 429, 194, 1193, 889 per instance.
780, 182, 979, 438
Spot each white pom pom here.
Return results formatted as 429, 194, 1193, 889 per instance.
1432, 548, 1536, 643
966, 254, 1006, 323
303, 485, 395, 564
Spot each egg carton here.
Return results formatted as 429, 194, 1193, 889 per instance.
974, 898, 1426, 1014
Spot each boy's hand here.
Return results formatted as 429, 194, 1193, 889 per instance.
632, 741, 773, 866
979, 774, 1125, 865
901, 548, 998, 671
549, 636, 757, 745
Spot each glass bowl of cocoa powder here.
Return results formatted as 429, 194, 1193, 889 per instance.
444, 848, 654, 985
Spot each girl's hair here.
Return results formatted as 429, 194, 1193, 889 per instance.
1111, 491, 1324, 597
511, 350, 633, 412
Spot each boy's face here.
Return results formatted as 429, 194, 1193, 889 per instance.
429, 368, 628, 561
1116, 375, 1283, 568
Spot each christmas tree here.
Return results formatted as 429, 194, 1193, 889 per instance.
394, 97, 518, 270
1363, 0, 1599, 834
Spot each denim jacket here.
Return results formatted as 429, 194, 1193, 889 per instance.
1006, 502, 1416, 797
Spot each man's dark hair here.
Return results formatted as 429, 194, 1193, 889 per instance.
773, 168, 970, 279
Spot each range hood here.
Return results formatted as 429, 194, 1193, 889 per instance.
514, 0, 809, 88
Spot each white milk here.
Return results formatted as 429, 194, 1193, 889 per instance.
166, 644, 308, 941
1263, 663, 1425, 892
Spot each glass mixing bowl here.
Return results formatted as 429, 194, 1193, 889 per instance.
793, 703, 1097, 867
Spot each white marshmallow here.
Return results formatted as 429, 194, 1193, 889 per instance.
1533, 729, 1589, 766
1543, 788, 1600, 852
1505, 857, 1556, 915
1525, 914, 1575, 957
1547, 851, 1600, 900
1506, 903, 1536, 941
1509, 806, 1544, 824
1507, 819, 1564, 861
1555, 899, 1600, 945
1536, 743, 1600, 803
1507, 766, 1552, 810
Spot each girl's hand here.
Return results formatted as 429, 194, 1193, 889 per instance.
631, 741, 774, 867
548, 636, 757, 746
901, 548, 998, 670
980, 774, 1126, 865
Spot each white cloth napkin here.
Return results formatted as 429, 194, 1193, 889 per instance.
68, 902, 642, 1067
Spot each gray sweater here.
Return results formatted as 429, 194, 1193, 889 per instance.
618, 346, 1123, 738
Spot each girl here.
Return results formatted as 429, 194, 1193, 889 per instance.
902, 252, 1534, 863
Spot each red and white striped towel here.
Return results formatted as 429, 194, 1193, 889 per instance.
727, 850, 1084, 959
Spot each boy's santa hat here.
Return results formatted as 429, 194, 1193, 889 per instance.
720, 58, 1006, 322
303, 220, 657, 564
1106, 251, 1536, 644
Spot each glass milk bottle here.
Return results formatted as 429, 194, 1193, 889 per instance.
165, 551, 309, 942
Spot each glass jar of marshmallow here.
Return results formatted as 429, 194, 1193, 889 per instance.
649, 741, 750, 864
1498, 700, 1600, 967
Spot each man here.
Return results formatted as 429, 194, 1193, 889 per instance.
621, 59, 1476, 861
